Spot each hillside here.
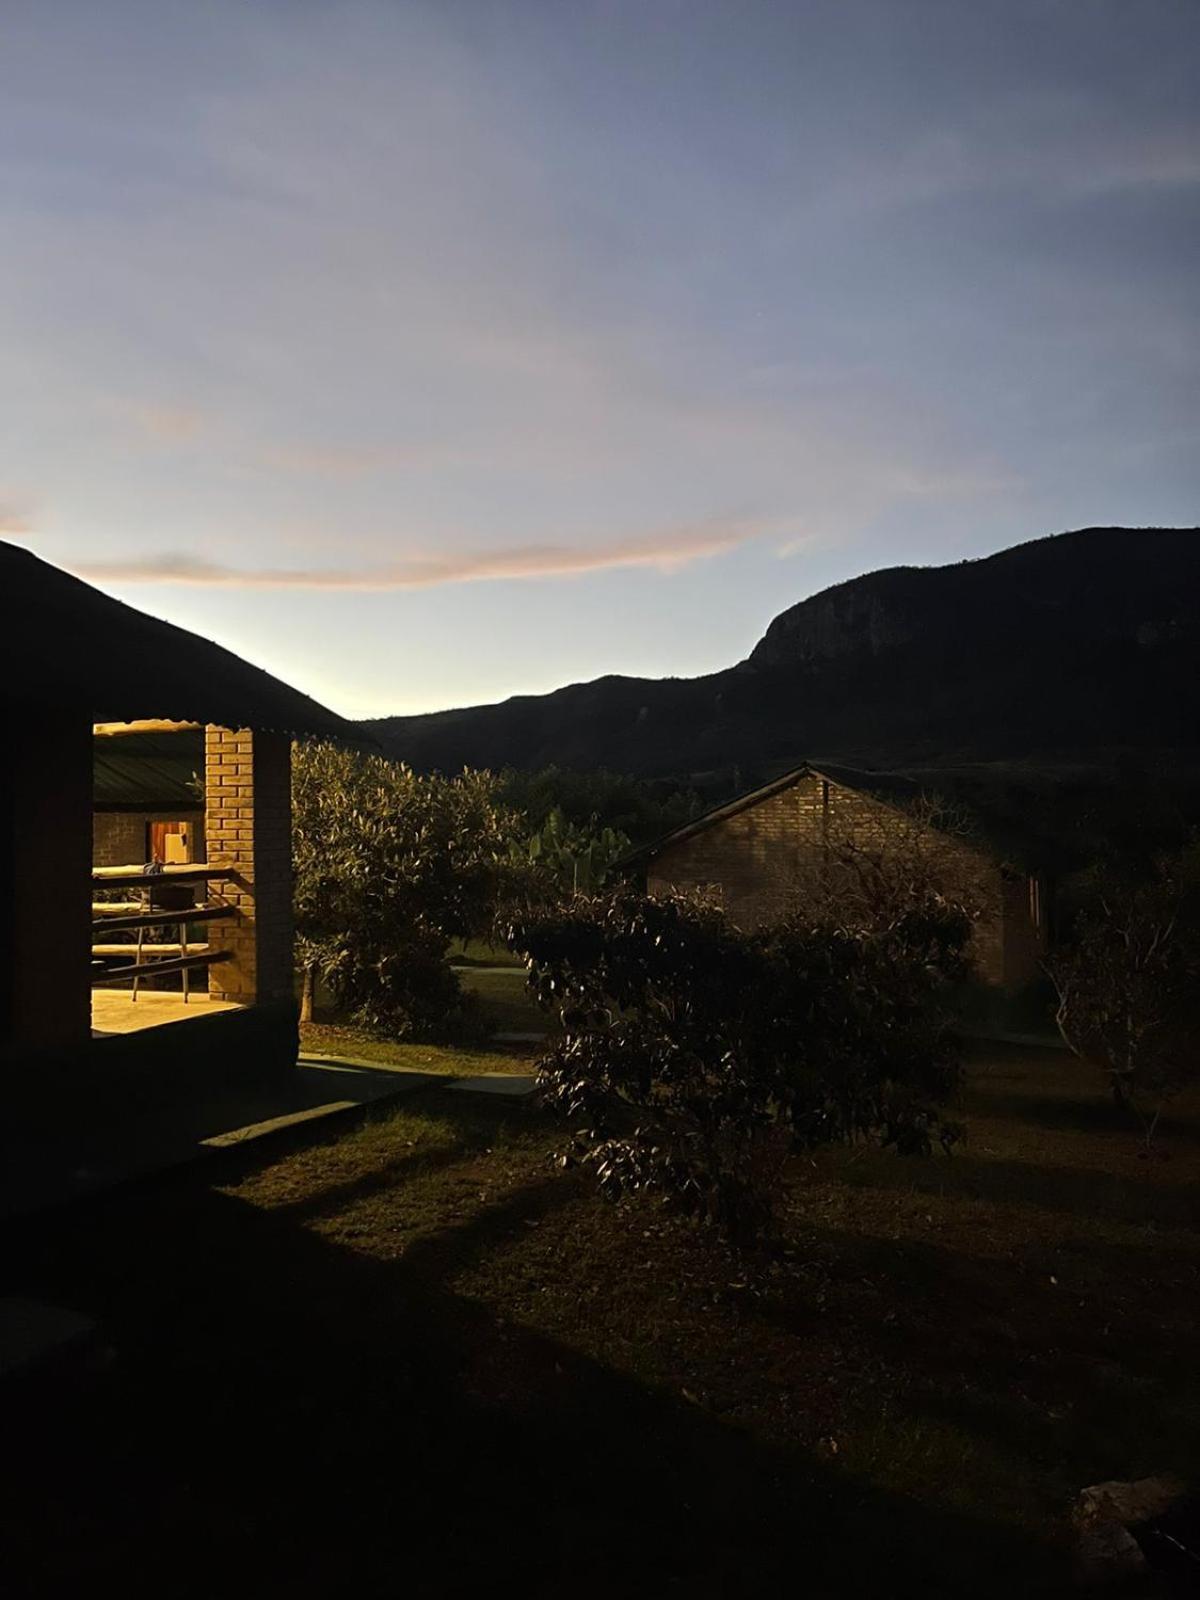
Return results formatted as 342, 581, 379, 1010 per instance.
366, 527, 1200, 784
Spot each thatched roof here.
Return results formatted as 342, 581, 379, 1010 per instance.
0, 543, 351, 737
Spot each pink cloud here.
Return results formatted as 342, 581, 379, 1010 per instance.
0, 502, 35, 537
253, 441, 443, 476
70, 519, 771, 591
126, 404, 207, 443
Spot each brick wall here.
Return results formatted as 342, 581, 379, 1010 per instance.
92, 810, 205, 868
645, 771, 1037, 988
204, 727, 293, 1007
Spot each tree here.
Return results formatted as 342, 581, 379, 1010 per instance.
787, 794, 991, 932
509, 886, 971, 1245
496, 765, 703, 850
293, 742, 522, 1036
1046, 846, 1200, 1143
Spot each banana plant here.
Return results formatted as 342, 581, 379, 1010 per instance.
513, 807, 631, 896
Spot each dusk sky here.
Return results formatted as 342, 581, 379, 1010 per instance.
3, 0, 1197, 717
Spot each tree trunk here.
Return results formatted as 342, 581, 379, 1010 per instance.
300, 963, 316, 1023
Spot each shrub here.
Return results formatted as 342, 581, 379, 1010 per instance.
510, 888, 971, 1245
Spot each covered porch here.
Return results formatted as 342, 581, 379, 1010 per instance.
87, 720, 293, 1044
0, 540, 352, 1135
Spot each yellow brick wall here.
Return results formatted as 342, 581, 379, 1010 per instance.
204, 727, 293, 1007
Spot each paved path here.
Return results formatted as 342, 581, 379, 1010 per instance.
3, 1058, 535, 1221
0, 1296, 100, 1380
297, 1051, 536, 1100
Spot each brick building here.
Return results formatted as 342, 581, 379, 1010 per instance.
0, 541, 353, 1126
638, 763, 1045, 990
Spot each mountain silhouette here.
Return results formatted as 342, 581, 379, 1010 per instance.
365, 527, 1200, 784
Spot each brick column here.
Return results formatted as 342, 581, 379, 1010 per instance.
204, 727, 293, 1006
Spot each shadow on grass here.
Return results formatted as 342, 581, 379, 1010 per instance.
2, 1127, 1059, 1599
771, 1218, 1200, 1525
835, 1151, 1200, 1230
267, 1138, 480, 1229
978, 1091, 1200, 1148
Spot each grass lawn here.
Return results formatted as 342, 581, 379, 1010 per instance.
4, 1044, 1198, 1595
450, 936, 526, 968
457, 963, 550, 1036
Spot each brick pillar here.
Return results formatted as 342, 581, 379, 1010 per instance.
204, 727, 294, 1006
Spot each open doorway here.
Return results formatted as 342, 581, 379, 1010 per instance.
148, 819, 195, 864
91, 722, 236, 1036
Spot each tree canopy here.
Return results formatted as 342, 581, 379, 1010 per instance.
293, 742, 522, 1035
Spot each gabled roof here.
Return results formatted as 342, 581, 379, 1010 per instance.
627, 761, 927, 865
0, 543, 352, 737
620, 755, 1036, 870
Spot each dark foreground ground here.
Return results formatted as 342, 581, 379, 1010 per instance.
3, 1044, 1197, 1597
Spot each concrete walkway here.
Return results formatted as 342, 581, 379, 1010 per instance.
297, 1051, 537, 1101
2, 1057, 535, 1222
0, 1296, 100, 1381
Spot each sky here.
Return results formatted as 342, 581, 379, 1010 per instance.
2, 0, 1197, 717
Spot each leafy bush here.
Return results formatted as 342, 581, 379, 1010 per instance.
293, 743, 524, 1037
510, 888, 971, 1244
1047, 845, 1200, 1142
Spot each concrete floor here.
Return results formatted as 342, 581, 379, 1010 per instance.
92, 988, 243, 1036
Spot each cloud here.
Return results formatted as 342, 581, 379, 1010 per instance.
252, 440, 464, 477
128, 404, 207, 443
70, 518, 772, 591
0, 502, 35, 537
886, 466, 1023, 499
